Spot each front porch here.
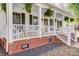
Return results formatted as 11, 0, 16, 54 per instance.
0, 3, 78, 54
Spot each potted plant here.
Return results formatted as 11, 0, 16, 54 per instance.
64, 16, 69, 26
44, 8, 54, 17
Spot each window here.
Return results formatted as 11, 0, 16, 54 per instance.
44, 19, 48, 26
22, 13, 25, 24
29, 15, 32, 25
13, 12, 25, 24
57, 20, 62, 28
50, 19, 53, 26
29, 15, 38, 25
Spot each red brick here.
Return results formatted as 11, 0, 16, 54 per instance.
8, 35, 63, 55
0, 37, 7, 50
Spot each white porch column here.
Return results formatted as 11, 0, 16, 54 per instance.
38, 6, 42, 37
6, 3, 13, 43
68, 18, 71, 46
48, 18, 50, 35
53, 11, 56, 35
62, 15, 64, 28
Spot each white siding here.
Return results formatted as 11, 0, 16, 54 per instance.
0, 11, 6, 27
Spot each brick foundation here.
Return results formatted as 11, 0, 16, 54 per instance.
0, 37, 7, 51
0, 39, 1, 45
8, 35, 62, 55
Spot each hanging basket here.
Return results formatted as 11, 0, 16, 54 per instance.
64, 16, 69, 22
0, 3, 6, 13
44, 8, 54, 17
70, 18, 74, 22
24, 3, 32, 13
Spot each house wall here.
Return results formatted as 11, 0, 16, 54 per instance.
0, 11, 6, 27
8, 4, 63, 54
0, 3, 70, 54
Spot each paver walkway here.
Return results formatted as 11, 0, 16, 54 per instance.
0, 42, 79, 56
41, 45, 79, 56
0, 45, 7, 56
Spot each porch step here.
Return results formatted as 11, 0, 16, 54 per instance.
57, 34, 68, 42
56, 34, 78, 48
56, 34, 69, 46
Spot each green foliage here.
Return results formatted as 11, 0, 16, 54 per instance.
24, 3, 32, 13
74, 18, 79, 24
1, 3, 6, 13
70, 18, 74, 22
44, 8, 54, 17
64, 16, 69, 22
68, 3, 79, 16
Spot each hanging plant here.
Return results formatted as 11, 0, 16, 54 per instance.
24, 3, 32, 14
64, 16, 69, 22
0, 3, 6, 13
70, 18, 74, 22
44, 8, 54, 17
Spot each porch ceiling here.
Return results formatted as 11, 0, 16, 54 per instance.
38, 3, 75, 18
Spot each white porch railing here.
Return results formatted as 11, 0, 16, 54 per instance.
13, 24, 39, 39
55, 25, 77, 46
0, 25, 7, 38
41, 26, 49, 35
12, 24, 77, 46
41, 26, 54, 36
49, 26, 54, 35
55, 26, 70, 36
13, 24, 54, 39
